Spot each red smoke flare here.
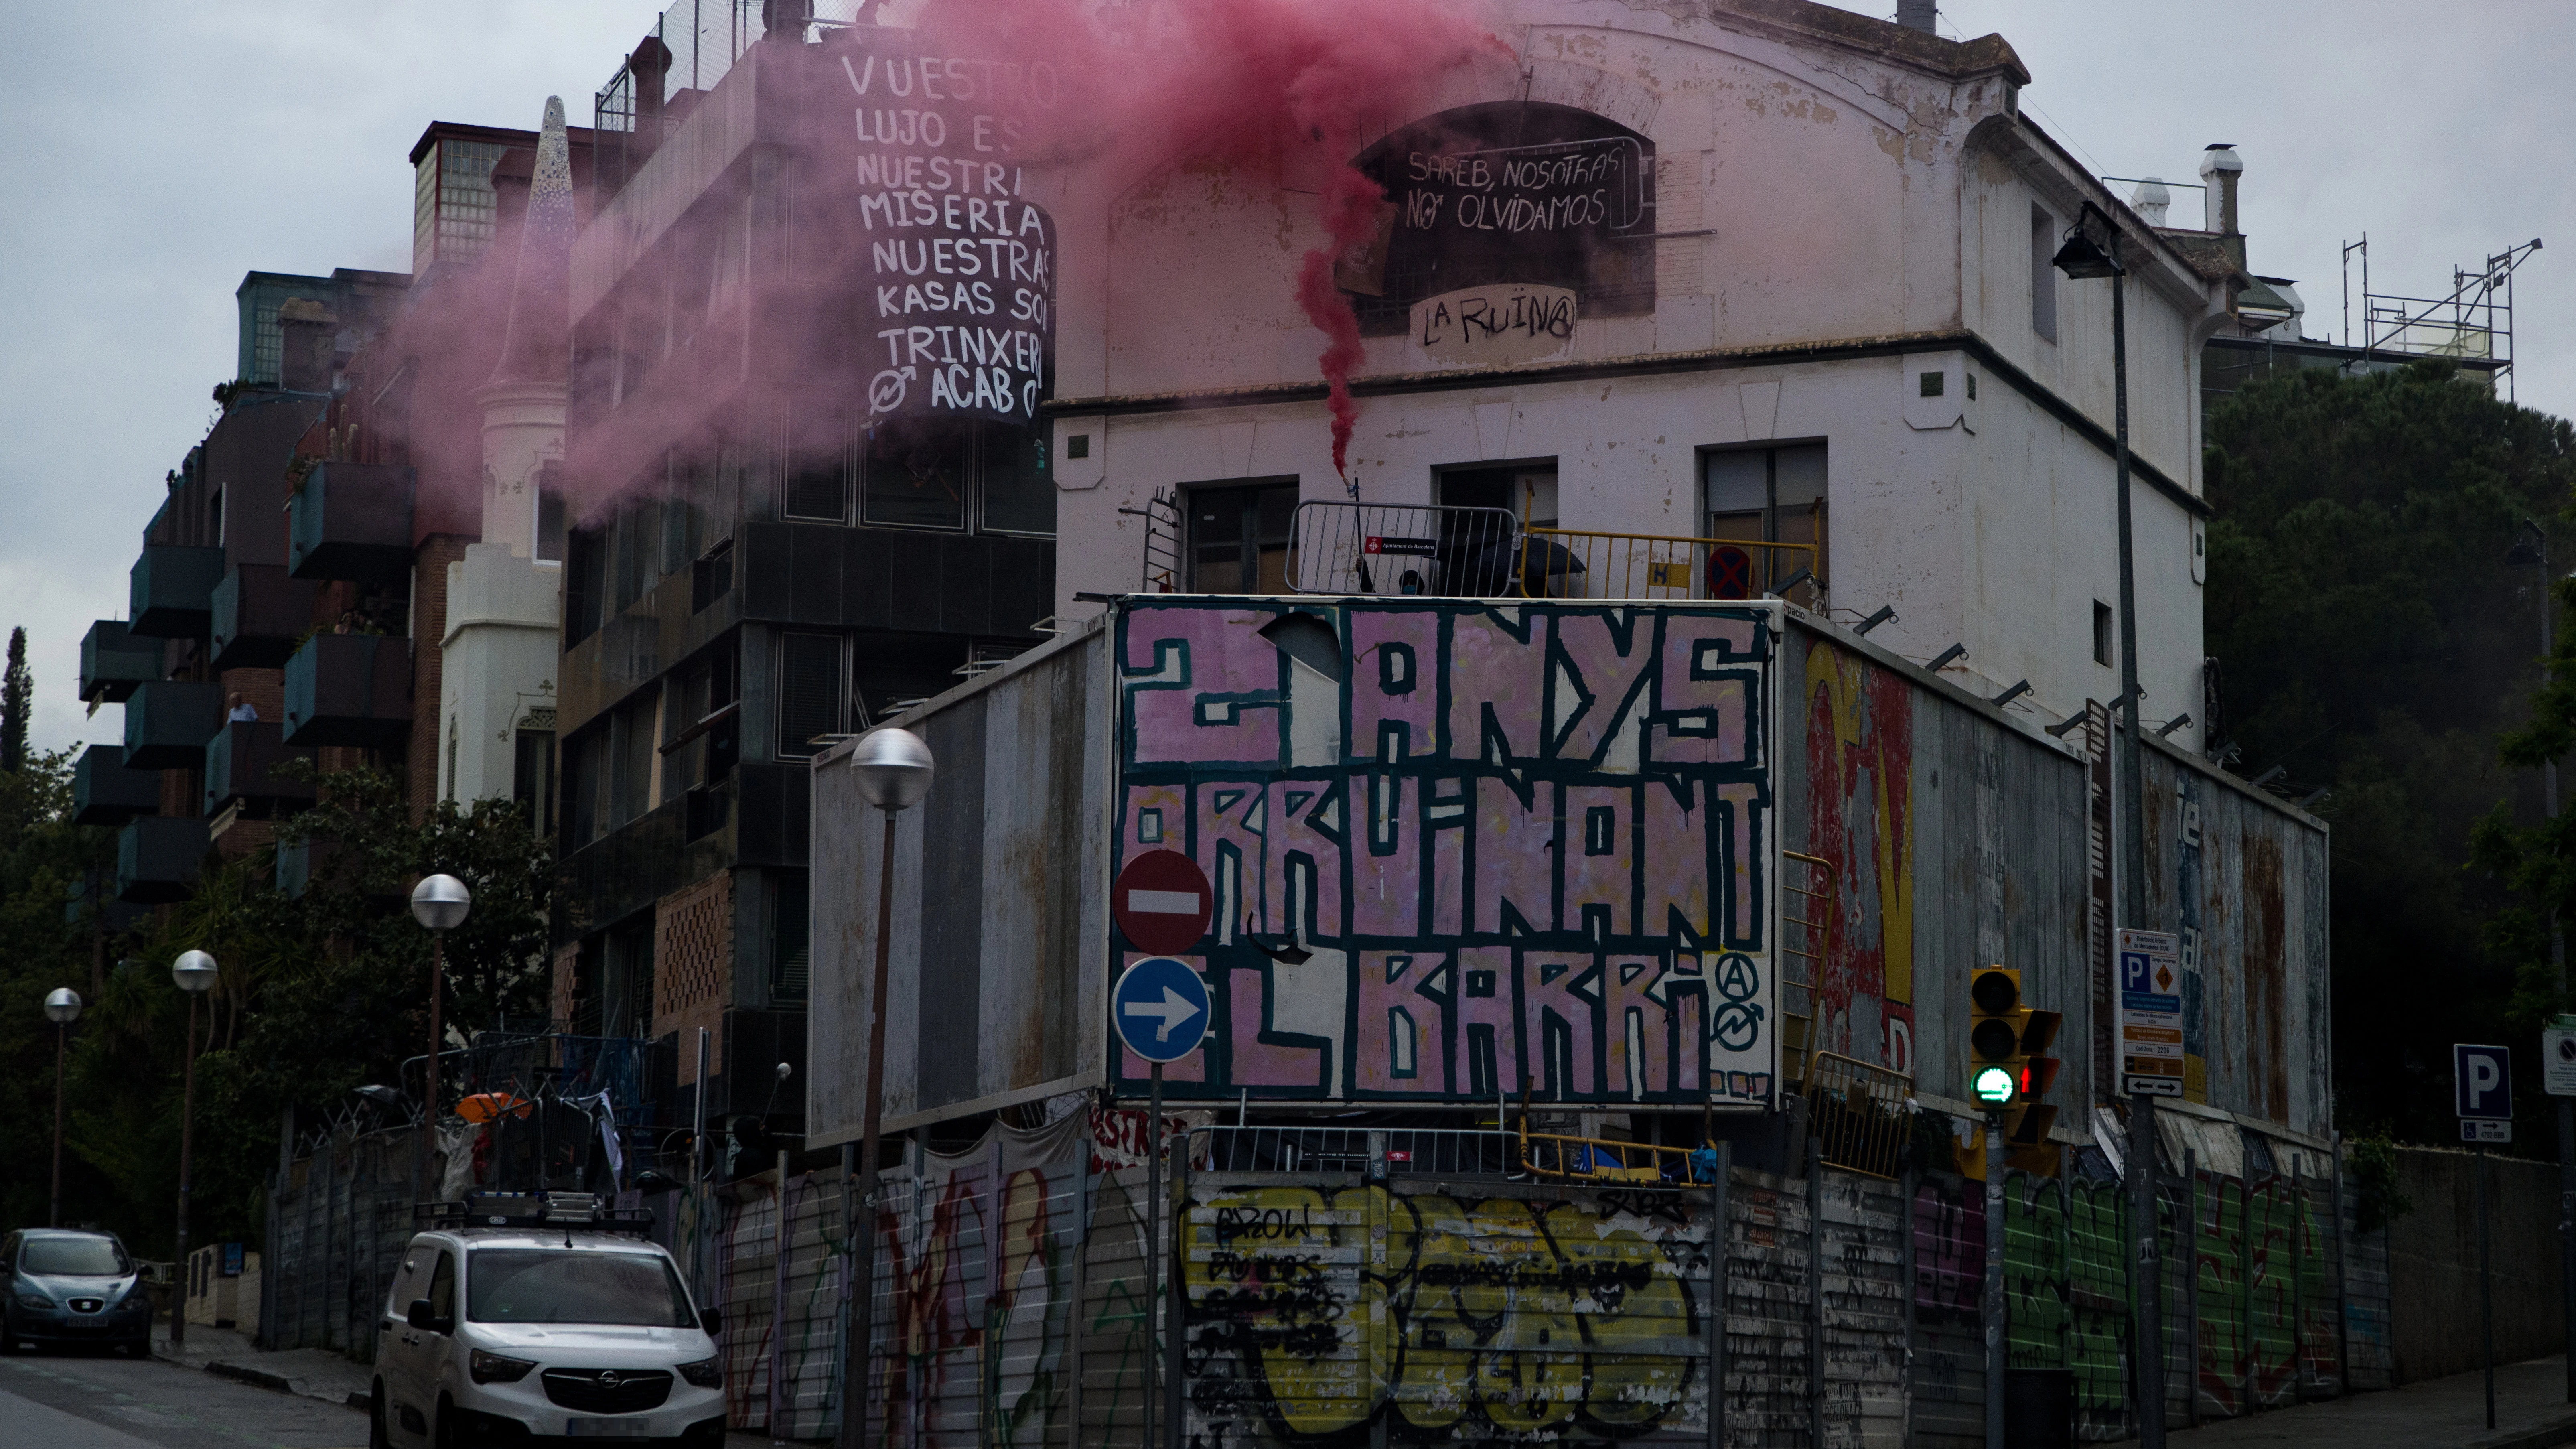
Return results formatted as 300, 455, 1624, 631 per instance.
923, 0, 1507, 487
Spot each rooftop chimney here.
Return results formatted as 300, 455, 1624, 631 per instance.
2198, 144, 2243, 236
277, 298, 339, 394
1896, 0, 1937, 34
2129, 176, 2171, 228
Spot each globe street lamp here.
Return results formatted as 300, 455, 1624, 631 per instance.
838, 726, 933, 1449
169, 950, 217, 1350
45, 988, 81, 1228
410, 875, 472, 1195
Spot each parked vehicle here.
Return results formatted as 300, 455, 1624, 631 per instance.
0, 1228, 154, 1356
371, 1192, 724, 1448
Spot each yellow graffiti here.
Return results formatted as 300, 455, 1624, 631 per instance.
1807, 641, 1915, 1006
1181, 1186, 1701, 1443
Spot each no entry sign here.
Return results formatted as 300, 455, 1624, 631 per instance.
1113, 849, 1213, 955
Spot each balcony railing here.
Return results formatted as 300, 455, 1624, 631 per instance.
122, 680, 224, 771
288, 463, 416, 586
117, 816, 211, 905
211, 565, 320, 671
1279, 501, 1823, 602
128, 545, 227, 639
204, 721, 318, 818
73, 744, 162, 826
80, 620, 161, 704
282, 633, 411, 747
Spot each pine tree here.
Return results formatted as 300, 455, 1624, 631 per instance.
0, 627, 29, 773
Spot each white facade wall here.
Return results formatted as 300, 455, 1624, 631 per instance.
1042, 0, 2225, 744
439, 543, 561, 806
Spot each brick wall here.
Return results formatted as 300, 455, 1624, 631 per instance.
655, 870, 735, 1085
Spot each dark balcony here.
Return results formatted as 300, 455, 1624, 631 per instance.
288, 463, 416, 586
282, 632, 410, 746
210, 564, 320, 670
63, 871, 147, 935
116, 815, 211, 904
80, 620, 161, 703
122, 680, 224, 770
128, 545, 227, 638
203, 721, 318, 817
73, 744, 162, 826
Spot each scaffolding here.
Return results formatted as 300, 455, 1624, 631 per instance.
2344, 235, 2540, 399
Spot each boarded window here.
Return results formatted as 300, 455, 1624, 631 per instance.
2031, 205, 2059, 342
1187, 479, 1298, 593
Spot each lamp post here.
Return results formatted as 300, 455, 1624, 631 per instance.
410, 875, 472, 1197
838, 727, 935, 1449
169, 951, 217, 1350
45, 988, 82, 1228
2507, 518, 2576, 1403
2055, 199, 2163, 1449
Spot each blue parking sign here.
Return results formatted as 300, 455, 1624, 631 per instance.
2455, 1043, 2513, 1121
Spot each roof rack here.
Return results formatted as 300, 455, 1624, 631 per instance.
413, 1190, 655, 1237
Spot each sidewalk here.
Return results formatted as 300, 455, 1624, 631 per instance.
147, 1321, 779, 1445
2165, 1356, 2576, 1449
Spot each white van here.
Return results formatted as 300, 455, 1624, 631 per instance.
369, 1193, 725, 1448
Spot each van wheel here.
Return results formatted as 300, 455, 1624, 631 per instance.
368, 1381, 391, 1449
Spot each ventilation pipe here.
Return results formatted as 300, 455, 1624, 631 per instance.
2130, 177, 2172, 228
2199, 144, 2243, 236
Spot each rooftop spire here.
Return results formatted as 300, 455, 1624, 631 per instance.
486, 96, 573, 387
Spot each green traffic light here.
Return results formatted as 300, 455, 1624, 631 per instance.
1973, 1065, 2017, 1104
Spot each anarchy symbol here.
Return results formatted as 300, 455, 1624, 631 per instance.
1713, 952, 1761, 1003
868, 367, 916, 416
1712, 1001, 1765, 1052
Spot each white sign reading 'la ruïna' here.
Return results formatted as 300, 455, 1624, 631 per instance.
834, 36, 1058, 428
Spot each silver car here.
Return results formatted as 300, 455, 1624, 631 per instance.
370, 1206, 725, 1448
0, 1229, 154, 1356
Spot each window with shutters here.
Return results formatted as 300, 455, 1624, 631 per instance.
770, 870, 811, 1003
776, 633, 845, 759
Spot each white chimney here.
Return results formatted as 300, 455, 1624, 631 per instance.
2130, 176, 2171, 228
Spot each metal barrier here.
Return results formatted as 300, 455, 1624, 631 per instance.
1804, 1051, 1911, 1179
1116, 488, 1183, 593
1517, 1118, 1715, 1186
1519, 526, 1818, 601
1195, 1123, 1524, 1177
1287, 501, 1524, 595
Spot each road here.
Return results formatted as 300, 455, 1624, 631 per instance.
0, 1348, 364, 1449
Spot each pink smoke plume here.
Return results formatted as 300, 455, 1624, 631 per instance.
920, 0, 1509, 483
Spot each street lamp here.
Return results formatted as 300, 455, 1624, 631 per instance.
839, 726, 934, 1449
2055, 197, 2164, 1449
2507, 518, 2576, 1404
410, 874, 472, 1195
45, 988, 81, 1228
169, 950, 217, 1350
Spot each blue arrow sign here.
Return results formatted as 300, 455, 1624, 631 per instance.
1114, 956, 1210, 1064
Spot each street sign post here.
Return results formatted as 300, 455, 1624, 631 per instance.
2116, 928, 2185, 1097
2457, 1041, 2513, 1431
1113, 953, 1210, 1449
1113, 850, 1215, 956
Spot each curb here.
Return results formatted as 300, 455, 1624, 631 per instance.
197, 1356, 367, 1410
2463, 1412, 2576, 1449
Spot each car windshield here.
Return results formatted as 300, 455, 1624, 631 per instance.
20, 1237, 129, 1276
466, 1250, 694, 1327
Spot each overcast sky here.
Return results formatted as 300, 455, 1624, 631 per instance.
1, 0, 2568, 758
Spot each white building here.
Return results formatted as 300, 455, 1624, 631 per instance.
1044, 0, 2233, 745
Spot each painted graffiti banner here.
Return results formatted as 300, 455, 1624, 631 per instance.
1111, 598, 1781, 1108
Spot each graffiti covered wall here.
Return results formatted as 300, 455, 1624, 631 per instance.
1113, 598, 1781, 1107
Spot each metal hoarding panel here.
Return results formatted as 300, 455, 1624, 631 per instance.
1110, 597, 1784, 1108
809, 619, 1112, 1149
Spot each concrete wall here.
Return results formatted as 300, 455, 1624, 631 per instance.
2384, 1145, 2567, 1384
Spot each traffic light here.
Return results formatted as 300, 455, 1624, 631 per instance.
1968, 966, 2025, 1106
2003, 1007, 2063, 1176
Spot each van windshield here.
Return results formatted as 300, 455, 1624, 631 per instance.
466, 1250, 695, 1327
20, 1237, 130, 1276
